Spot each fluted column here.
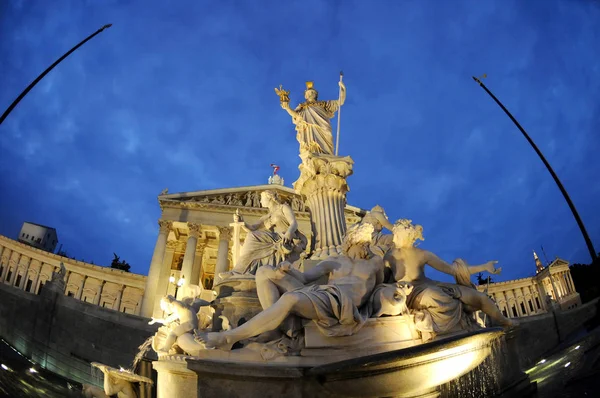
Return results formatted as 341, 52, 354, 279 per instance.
178, 223, 201, 299
153, 241, 177, 316
563, 272, 573, 294
141, 220, 172, 317
548, 275, 559, 301
293, 153, 354, 259
214, 227, 232, 283
191, 243, 206, 287
567, 272, 576, 293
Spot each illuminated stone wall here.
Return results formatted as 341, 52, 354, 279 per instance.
0, 235, 146, 315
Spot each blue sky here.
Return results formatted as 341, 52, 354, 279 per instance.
1, 0, 599, 282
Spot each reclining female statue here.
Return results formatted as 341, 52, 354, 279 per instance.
196, 223, 387, 349
222, 190, 307, 277
384, 219, 518, 338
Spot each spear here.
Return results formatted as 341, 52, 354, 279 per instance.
335, 71, 343, 156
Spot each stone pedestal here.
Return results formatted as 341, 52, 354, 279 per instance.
212, 277, 263, 331
293, 153, 354, 259
153, 359, 197, 398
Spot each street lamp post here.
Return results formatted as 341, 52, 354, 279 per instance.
472, 76, 597, 263
0, 24, 112, 126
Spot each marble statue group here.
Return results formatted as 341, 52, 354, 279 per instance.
148, 76, 517, 369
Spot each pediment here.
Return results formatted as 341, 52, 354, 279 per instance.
158, 184, 366, 221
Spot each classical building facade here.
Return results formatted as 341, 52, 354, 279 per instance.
0, 235, 145, 315
477, 257, 581, 319
140, 182, 364, 318
18, 221, 58, 253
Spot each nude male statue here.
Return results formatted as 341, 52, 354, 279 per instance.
195, 223, 384, 348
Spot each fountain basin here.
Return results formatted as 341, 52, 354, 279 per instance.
309, 327, 504, 398
181, 328, 503, 398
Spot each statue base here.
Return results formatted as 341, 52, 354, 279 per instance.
212, 276, 262, 331
293, 152, 354, 260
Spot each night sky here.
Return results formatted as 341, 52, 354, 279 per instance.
1, 0, 599, 283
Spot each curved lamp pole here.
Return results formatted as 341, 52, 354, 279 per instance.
0, 24, 112, 126
472, 76, 597, 263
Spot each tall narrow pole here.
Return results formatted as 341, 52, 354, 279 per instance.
335, 71, 343, 156
473, 76, 597, 263
0, 24, 112, 126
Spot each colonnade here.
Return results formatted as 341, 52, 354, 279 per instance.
0, 236, 145, 315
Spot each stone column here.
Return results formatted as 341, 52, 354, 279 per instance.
94, 281, 105, 305
76, 276, 87, 300
0, 248, 11, 281
554, 275, 565, 298
229, 213, 244, 267
114, 285, 124, 311
214, 227, 232, 283
567, 272, 576, 293
7, 254, 21, 285
31, 266, 41, 294
141, 220, 172, 318
153, 241, 177, 316
18, 257, 31, 289
563, 272, 573, 294
191, 243, 206, 287
548, 275, 559, 301
178, 223, 201, 299
293, 153, 354, 259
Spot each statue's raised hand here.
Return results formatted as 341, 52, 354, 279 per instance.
280, 101, 290, 110
484, 260, 502, 275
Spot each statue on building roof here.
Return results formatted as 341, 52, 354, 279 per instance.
276, 78, 346, 155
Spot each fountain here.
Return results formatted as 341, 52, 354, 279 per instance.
141, 76, 529, 398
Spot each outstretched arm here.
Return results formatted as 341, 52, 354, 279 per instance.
280, 259, 339, 284
244, 214, 268, 231
424, 251, 457, 276
281, 102, 300, 119
371, 210, 394, 231
425, 250, 501, 276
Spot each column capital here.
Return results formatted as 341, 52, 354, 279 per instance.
158, 220, 173, 234
217, 226, 232, 241
166, 240, 179, 250
187, 223, 202, 239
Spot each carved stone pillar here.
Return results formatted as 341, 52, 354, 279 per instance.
76, 276, 87, 300
141, 220, 172, 317
114, 285, 124, 311
154, 241, 177, 316
548, 275, 559, 301
18, 257, 31, 289
178, 223, 201, 299
94, 281, 106, 305
191, 243, 206, 287
293, 153, 354, 259
214, 227, 232, 283
229, 217, 244, 267
0, 248, 11, 281
567, 272, 576, 293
